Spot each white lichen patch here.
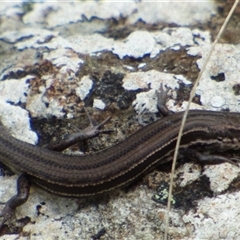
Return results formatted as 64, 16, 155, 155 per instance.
133, 89, 159, 113
150, 27, 196, 57
123, 70, 191, 113
44, 48, 84, 75
112, 31, 155, 59
0, 76, 32, 104
8, 27, 212, 62
0, 2, 24, 18
27, 92, 65, 119
23, 2, 136, 28
66, 28, 210, 59
76, 75, 93, 101
0, 100, 37, 144
123, 70, 189, 91
188, 44, 240, 112
19, 1, 216, 29
0, 28, 58, 44
93, 99, 106, 110
0, 76, 38, 144
203, 163, 240, 193
129, 1, 216, 26
177, 163, 202, 187
183, 191, 240, 239
67, 34, 114, 55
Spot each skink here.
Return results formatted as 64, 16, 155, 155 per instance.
0, 109, 240, 199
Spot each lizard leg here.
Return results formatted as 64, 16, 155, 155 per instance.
155, 83, 173, 116
47, 111, 111, 151
180, 148, 240, 166
0, 173, 30, 226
